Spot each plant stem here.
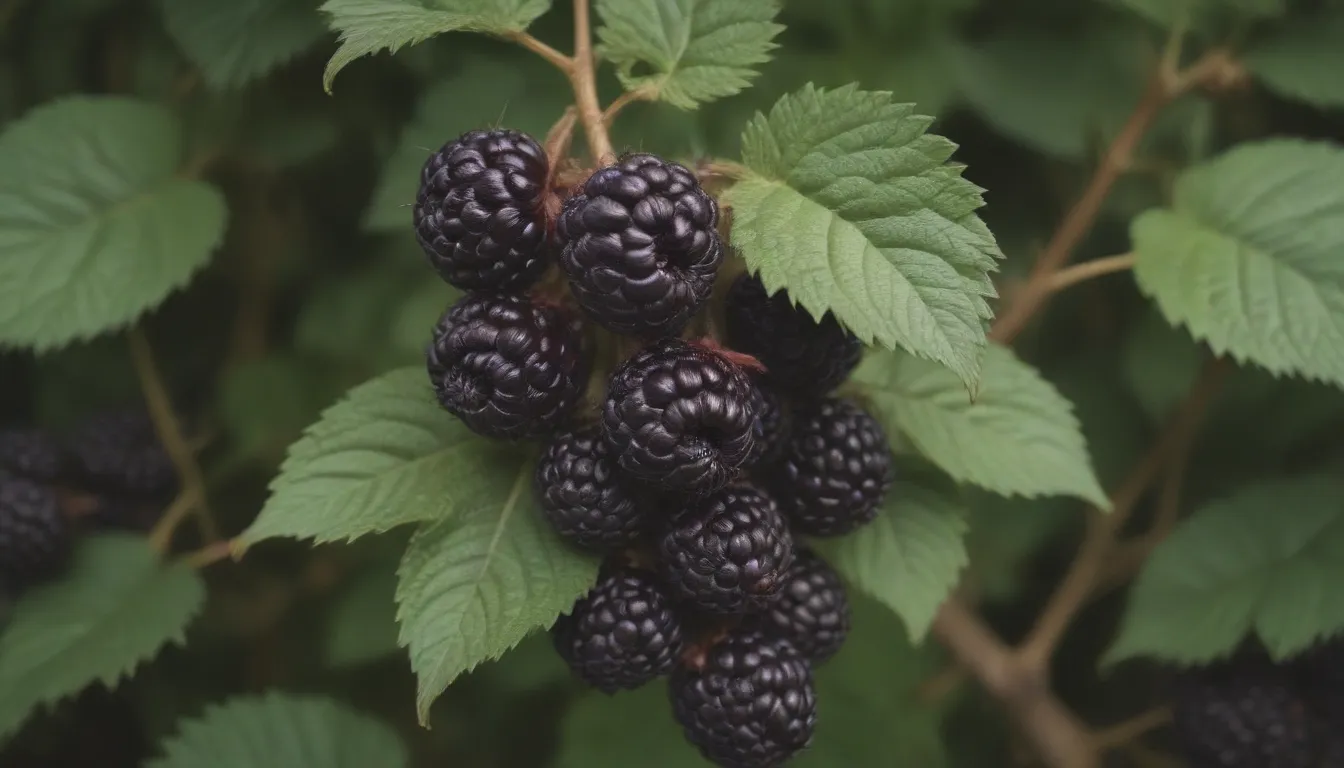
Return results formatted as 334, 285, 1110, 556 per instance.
180, 539, 236, 570
569, 0, 614, 163
148, 489, 201, 554
503, 30, 573, 74
601, 86, 654, 125
1047, 253, 1136, 293
1092, 708, 1172, 751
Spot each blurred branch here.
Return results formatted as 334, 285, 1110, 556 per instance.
180, 539, 237, 570
1047, 253, 1135, 294
1092, 707, 1172, 752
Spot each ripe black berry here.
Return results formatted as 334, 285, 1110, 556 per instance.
557, 154, 722, 337
553, 565, 684, 694
1173, 660, 1327, 768
670, 629, 816, 768
0, 428, 65, 484
748, 549, 849, 665
535, 426, 648, 551
724, 274, 863, 399
0, 475, 72, 589
428, 293, 589, 440
69, 408, 176, 498
602, 338, 755, 495
414, 129, 551, 291
772, 398, 893, 537
656, 484, 793, 614
744, 383, 791, 471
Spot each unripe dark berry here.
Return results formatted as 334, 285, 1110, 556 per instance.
0, 475, 72, 589
724, 274, 863, 399
535, 426, 649, 551
771, 398, 893, 537
428, 293, 589, 440
557, 154, 722, 338
602, 338, 755, 496
656, 484, 793, 614
414, 129, 551, 291
748, 549, 849, 665
553, 565, 684, 693
670, 629, 816, 768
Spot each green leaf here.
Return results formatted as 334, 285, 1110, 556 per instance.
1246, 10, 1344, 108
724, 84, 1002, 390
822, 458, 968, 641
240, 367, 515, 545
321, 0, 553, 92
147, 692, 408, 768
855, 343, 1108, 507
218, 355, 343, 460
326, 559, 401, 667
0, 535, 206, 739
555, 685, 698, 768
160, 0, 328, 90
1107, 475, 1344, 665
0, 97, 227, 351
1131, 140, 1344, 389
596, 0, 783, 109
395, 463, 600, 721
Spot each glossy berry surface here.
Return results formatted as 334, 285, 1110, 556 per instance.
0, 475, 71, 589
535, 425, 648, 551
743, 384, 791, 471
749, 549, 849, 664
414, 129, 550, 291
553, 566, 684, 693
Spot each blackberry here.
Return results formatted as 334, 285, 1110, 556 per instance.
428, 293, 589, 440
557, 154, 722, 337
748, 549, 849, 665
553, 565, 684, 693
670, 629, 816, 768
1173, 660, 1326, 768
656, 484, 793, 614
0, 475, 71, 589
724, 274, 863, 399
70, 408, 176, 498
744, 384, 791, 470
0, 428, 64, 484
602, 338, 755, 496
413, 129, 551, 291
535, 426, 648, 551
771, 399, 893, 537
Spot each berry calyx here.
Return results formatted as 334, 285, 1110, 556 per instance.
747, 549, 849, 665
553, 565, 684, 694
0, 474, 72, 589
535, 425, 649, 551
771, 398, 893, 537
656, 484, 794, 614
414, 129, 551, 291
602, 337, 756, 496
557, 153, 723, 338
428, 293, 589, 440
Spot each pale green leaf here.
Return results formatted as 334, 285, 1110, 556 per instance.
395, 464, 600, 721
822, 458, 968, 641
147, 692, 408, 768
724, 84, 1002, 390
0, 97, 227, 351
855, 343, 1108, 506
1247, 10, 1344, 108
326, 560, 401, 667
1131, 140, 1344, 389
160, 0, 328, 90
321, 0, 553, 92
0, 535, 206, 739
1107, 475, 1344, 665
240, 367, 515, 545
596, 0, 783, 109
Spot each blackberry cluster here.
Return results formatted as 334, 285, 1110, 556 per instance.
415, 135, 894, 767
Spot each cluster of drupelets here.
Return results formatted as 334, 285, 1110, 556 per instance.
414, 128, 896, 768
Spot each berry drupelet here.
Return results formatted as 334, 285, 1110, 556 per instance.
535, 425, 648, 551
771, 398, 893, 537
557, 154, 723, 338
69, 408, 176, 499
724, 274, 863, 399
0, 474, 72, 589
670, 628, 817, 768
656, 484, 793, 614
602, 338, 756, 496
414, 129, 551, 291
428, 293, 589, 440
553, 565, 684, 694
0, 428, 65, 484
743, 383, 792, 471
748, 549, 849, 665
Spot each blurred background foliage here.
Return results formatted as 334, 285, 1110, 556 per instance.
2, 0, 1344, 765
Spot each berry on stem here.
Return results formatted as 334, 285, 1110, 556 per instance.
744, 383, 791, 471
0, 428, 65, 484
670, 628, 816, 768
602, 338, 756, 496
747, 549, 849, 665
414, 129, 551, 291
557, 153, 722, 338
771, 398, 893, 537
428, 293, 589, 440
535, 425, 648, 551
69, 408, 177, 498
656, 484, 793, 614
553, 565, 684, 694
0, 474, 72, 589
